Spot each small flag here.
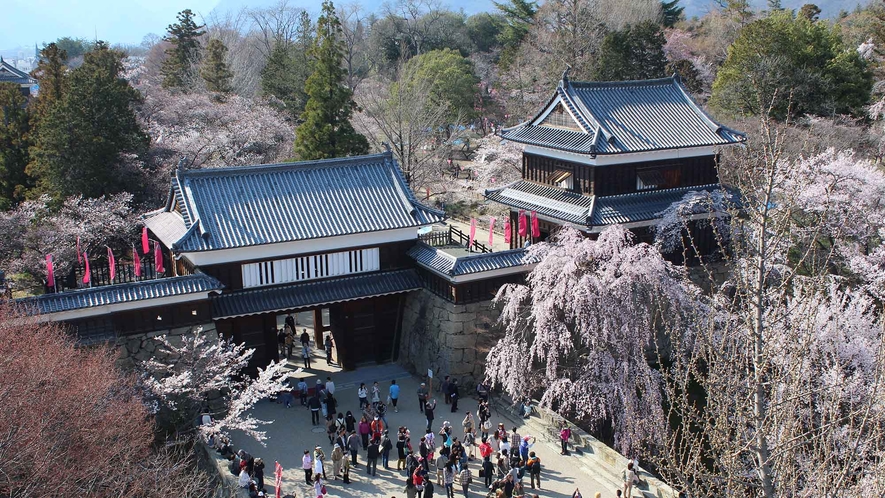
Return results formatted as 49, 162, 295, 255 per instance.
518, 210, 528, 237
46, 254, 55, 288
133, 245, 142, 278
141, 227, 149, 255
154, 241, 164, 274
76, 236, 82, 264
107, 246, 116, 282
488, 217, 496, 246
274, 461, 283, 498
426, 187, 430, 200
504, 219, 512, 244
531, 211, 540, 238
469, 218, 476, 250
82, 252, 90, 284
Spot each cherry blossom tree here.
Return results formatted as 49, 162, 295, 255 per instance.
140, 327, 289, 443
0, 303, 211, 497
470, 135, 523, 189
654, 118, 885, 497
486, 225, 701, 454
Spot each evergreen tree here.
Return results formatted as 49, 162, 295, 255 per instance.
29, 43, 68, 127
0, 83, 30, 209
161, 9, 206, 90
494, 0, 537, 62
293, 0, 369, 160
261, 43, 310, 119
28, 42, 149, 200
200, 39, 233, 93
711, 10, 871, 118
593, 21, 667, 82
661, 0, 684, 28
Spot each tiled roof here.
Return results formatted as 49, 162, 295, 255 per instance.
146, 152, 445, 253
502, 76, 745, 155
17, 273, 224, 315
590, 184, 721, 225
485, 181, 727, 228
485, 181, 595, 225
211, 269, 423, 319
143, 210, 188, 249
408, 243, 538, 277
0, 59, 35, 85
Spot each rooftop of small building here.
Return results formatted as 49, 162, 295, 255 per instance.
0, 58, 36, 85
501, 72, 745, 156
408, 241, 540, 278
145, 152, 445, 253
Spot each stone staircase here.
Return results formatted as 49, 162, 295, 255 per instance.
493, 399, 678, 498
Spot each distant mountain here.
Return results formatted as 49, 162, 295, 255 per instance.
682, 0, 871, 19
210, 0, 499, 18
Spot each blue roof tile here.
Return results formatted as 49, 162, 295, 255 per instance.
485, 181, 595, 225
211, 269, 423, 319
408, 243, 538, 277
146, 153, 445, 253
501, 76, 745, 155
17, 273, 224, 315
590, 184, 721, 225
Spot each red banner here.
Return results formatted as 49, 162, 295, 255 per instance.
488, 217, 496, 246
517, 210, 527, 237
133, 246, 141, 277
46, 254, 54, 288
82, 252, 90, 284
504, 219, 511, 244
154, 241, 164, 274
142, 226, 149, 255
469, 218, 477, 249
107, 247, 116, 282
274, 461, 283, 498
531, 211, 540, 238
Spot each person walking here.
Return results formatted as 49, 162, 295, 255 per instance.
519, 437, 535, 464
314, 446, 326, 480
302, 343, 312, 369
313, 474, 325, 498
482, 451, 494, 488
509, 428, 521, 452
277, 327, 286, 359
449, 380, 460, 413
358, 383, 369, 410
418, 382, 429, 413
366, 438, 380, 475
397, 434, 408, 470
308, 392, 321, 425
559, 425, 572, 455
443, 463, 456, 498
300, 328, 310, 347
298, 378, 309, 406
347, 430, 361, 467
389, 379, 401, 412
371, 381, 382, 409
526, 452, 542, 489
424, 399, 437, 433
462, 412, 474, 439
324, 335, 334, 364
424, 475, 436, 498
381, 430, 393, 469
406, 475, 418, 498
345, 411, 357, 433
458, 463, 472, 498
359, 416, 371, 448
623, 461, 638, 498
285, 330, 295, 360
253, 458, 265, 491
325, 376, 336, 395
302, 450, 314, 485
331, 444, 344, 480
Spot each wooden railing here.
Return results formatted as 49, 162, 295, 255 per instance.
45, 251, 181, 293
419, 226, 492, 254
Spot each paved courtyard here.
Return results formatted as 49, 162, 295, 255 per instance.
227, 361, 623, 498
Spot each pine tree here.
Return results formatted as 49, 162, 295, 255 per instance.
593, 21, 667, 82
0, 83, 30, 209
661, 0, 684, 27
28, 42, 149, 200
261, 11, 313, 119
200, 39, 233, 93
161, 9, 206, 90
293, 0, 369, 160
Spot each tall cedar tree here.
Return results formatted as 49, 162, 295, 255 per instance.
0, 83, 30, 209
494, 0, 537, 63
293, 0, 369, 160
592, 21, 667, 82
200, 39, 233, 93
261, 12, 313, 119
29, 43, 68, 127
711, 10, 871, 118
661, 0, 684, 27
161, 9, 206, 89
28, 42, 149, 200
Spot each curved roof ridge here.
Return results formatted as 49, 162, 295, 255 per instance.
598, 183, 721, 199
569, 76, 678, 88
178, 152, 393, 178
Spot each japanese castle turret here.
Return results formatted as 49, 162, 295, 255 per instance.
486, 71, 745, 254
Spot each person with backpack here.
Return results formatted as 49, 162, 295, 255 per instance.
381, 430, 394, 469
298, 378, 308, 406
525, 452, 541, 489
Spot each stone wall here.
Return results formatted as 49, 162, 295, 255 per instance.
115, 321, 216, 370
399, 289, 504, 390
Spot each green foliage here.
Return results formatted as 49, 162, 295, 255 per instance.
29, 43, 68, 127
466, 14, 504, 53
200, 39, 233, 93
401, 48, 480, 121
27, 43, 149, 200
0, 83, 30, 209
366, 9, 471, 69
52, 37, 95, 60
293, 1, 369, 160
711, 10, 872, 118
261, 12, 313, 119
666, 59, 702, 93
161, 9, 206, 89
799, 3, 822, 21
593, 21, 667, 82
494, 0, 537, 63
661, 0, 685, 28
